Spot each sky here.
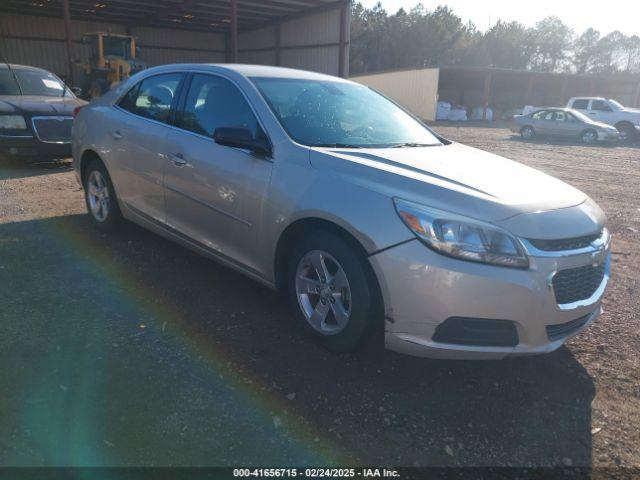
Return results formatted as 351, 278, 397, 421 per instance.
360, 0, 640, 36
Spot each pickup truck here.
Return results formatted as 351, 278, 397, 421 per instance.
567, 97, 640, 141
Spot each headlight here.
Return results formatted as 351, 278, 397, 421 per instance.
394, 199, 529, 268
0, 115, 27, 130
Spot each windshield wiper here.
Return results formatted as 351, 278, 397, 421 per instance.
313, 143, 363, 149
391, 142, 437, 148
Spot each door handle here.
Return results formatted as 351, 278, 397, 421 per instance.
169, 152, 187, 167
111, 129, 123, 140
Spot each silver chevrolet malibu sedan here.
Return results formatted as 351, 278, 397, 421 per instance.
72, 64, 611, 359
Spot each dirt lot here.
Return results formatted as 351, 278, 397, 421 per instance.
0, 127, 638, 468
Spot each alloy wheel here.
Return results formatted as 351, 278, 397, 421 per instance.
295, 250, 352, 335
87, 170, 110, 222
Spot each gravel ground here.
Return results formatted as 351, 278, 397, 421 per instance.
0, 126, 638, 468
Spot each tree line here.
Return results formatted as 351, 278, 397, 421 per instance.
350, 3, 640, 76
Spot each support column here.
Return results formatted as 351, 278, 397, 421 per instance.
62, 0, 75, 85
338, 0, 349, 78
482, 72, 492, 121
274, 23, 281, 66
524, 77, 535, 106
559, 76, 568, 105
634, 81, 640, 108
229, 0, 238, 63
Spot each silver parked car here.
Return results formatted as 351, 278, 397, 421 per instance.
511, 107, 620, 144
72, 64, 611, 359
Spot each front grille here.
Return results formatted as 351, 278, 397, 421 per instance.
546, 313, 591, 341
552, 264, 605, 305
432, 317, 519, 347
32, 116, 73, 143
528, 231, 602, 251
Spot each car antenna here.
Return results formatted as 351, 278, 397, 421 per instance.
0, 53, 23, 95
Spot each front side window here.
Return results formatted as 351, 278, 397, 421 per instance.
591, 100, 613, 112
119, 73, 182, 124
103, 36, 131, 60
177, 74, 260, 138
250, 77, 442, 148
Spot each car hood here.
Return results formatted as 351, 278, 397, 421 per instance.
0, 95, 86, 115
309, 142, 589, 226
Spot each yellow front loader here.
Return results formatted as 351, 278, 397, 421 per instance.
77, 32, 146, 99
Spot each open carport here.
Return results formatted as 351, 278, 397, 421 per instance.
0, 0, 351, 85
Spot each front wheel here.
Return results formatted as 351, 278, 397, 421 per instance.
616, 123, 636, 143
84, 160, 122, 231
521, 126, 535, 140
288, 231, 376, 352
581, 129, 598, 145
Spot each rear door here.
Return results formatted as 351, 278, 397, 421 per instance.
551, 111, 576, 138
531, 110, 555, 135
163, 73, 273, 273
108, 72, 185, 223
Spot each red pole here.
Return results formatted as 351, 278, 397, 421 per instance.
62, 0, 76, 85
338, 1, 349, 78
230, 0, 238, 63
482, 72, 492, 121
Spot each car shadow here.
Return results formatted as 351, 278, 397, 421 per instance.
0, 157, 72, 180
0, 214, 595, 467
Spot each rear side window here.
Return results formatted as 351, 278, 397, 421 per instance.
176, 73, 260, 138
118, 73, 183, 124
591, 100, 613, 112
571, 99, 589, 110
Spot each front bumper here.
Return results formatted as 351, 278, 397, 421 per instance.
370, 234, 611, 360
597, 130, 621, 142
0, 134, 71, 160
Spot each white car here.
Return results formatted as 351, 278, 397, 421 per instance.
567, 97, 640, 141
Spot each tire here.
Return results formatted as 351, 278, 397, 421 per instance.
521, 126, 535, 140
287, 231, 375, 352
581, 129, 598, 145
83, 159, 122, 231
615, 123, 635, 143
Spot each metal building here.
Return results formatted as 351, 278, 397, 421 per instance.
353, 66, 640, 122
0, 0, 351, 83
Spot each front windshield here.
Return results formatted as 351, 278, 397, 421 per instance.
608, 99, 624, 110
0, 68, 71, 97
104, 36, 132, 59
250, 77, 442, 148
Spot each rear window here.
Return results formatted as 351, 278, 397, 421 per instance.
572, 99, 589, 110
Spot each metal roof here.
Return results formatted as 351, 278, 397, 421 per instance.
0, 0, 343, 33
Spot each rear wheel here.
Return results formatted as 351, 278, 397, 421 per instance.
288, 231, 375, 352
581, 129, 598, 145
521, 126, 535, 140
83, 159, 121, 231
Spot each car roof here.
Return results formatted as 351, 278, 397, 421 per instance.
140, 63, 351, 83
0, 63, 51, 73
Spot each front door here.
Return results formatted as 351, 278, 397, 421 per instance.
163, 73, 273, 273
588, 99, 615, 124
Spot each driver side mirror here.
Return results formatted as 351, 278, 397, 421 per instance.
213, 127, 272, 157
